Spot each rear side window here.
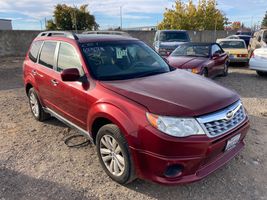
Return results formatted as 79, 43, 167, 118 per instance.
57, 43, 84, 75
29, 41, 43, 62
212, 44, 223, 54
39, 41, 57, 69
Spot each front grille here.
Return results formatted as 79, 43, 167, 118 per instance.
197, 101, 246, 138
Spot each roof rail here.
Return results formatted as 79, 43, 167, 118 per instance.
37, 31, 78, 40
82, 31, 131, 37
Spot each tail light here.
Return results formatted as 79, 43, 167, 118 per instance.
237, 54, 248, 58
250, 51, 255, 58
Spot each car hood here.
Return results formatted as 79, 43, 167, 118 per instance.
159, 41, 186, 48
100, 70, 239, 117
167, 56, 207, 69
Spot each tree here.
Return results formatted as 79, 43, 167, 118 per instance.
158, 0, 228, 30
262, 11, 267, 28
46, 4, 99, 31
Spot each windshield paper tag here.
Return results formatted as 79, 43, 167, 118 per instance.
116, 48, 127, 59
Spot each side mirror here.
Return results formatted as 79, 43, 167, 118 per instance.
212, 53, 220, 59
163, 57, 169, 63
61, 68, 80, 82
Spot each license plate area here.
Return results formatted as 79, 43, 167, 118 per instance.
225, 134, 241, 151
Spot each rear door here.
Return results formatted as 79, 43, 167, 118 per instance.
35, 41, 58, 108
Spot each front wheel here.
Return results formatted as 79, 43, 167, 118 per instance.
222, 61, 229, 77
256, 71, 267, 77
202, 68, 208, 77
96, 124, 135, 184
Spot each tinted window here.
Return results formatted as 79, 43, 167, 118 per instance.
171, 44, 210, 57
57, 43, 83, 75
81, 41, 170, 80
159, 32, 189, 42
29, 41, 43, 62
39, 41, 57, 69
212, 44, 223, 54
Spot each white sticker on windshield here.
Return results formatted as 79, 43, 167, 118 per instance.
116, 48, 128, 59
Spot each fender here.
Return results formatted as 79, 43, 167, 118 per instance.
87, 102, 141, 145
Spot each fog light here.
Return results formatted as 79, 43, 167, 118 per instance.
164, 164, 183, 178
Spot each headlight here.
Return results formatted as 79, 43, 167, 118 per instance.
146, 113, 205, 137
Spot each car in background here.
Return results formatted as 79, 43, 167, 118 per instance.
236, 31, 252, 36
154, 30, 190, 57
217, 39, 249, 64
249, 29, 267, 55
166, 43, 229, 77
249, 47, 267, 76
226, 35, 251, 48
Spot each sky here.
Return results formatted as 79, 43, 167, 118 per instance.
0, 0, 266, 30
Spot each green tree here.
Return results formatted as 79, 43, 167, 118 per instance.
262, 11, 267, 27
46, 4, 99, 31
158, 0, 228, 30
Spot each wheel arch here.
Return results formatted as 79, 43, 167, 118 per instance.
88, 103, 138, 145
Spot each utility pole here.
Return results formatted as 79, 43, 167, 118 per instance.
120, 6, 123, 30
40, 20, 43, 30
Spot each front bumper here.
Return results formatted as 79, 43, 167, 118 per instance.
130, 119, 249, 185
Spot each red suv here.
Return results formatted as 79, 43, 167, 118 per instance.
23, 31, 250, 185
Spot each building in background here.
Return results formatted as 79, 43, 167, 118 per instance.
0, 19, 12, 30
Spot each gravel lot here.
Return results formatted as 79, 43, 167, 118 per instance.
0, 57, 266, 200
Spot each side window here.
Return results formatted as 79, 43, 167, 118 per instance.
29, 41, 43, 63
57, 43, 84, 75
212, 44, 222, 55
39, 41, 57, 69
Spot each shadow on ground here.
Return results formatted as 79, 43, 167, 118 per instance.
0, 168, 96, 200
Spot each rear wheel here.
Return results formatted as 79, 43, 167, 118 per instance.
256, 71, 267, 77
96, 124, 135, 184
28, 88, 50, 121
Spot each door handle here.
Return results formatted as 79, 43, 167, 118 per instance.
51, 79, 59, 86
32, 70, 37, 76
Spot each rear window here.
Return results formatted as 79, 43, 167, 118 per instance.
29, 41, 43, 62
159, 32, 189, 42
219, 41, 246, 49
39, 41, 57, 69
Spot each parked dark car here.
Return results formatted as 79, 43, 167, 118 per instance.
226, 35, 251, 48
23, 31, 249, 185
167, 43, 229, 77
154, 30, 190, 57
236, 31, 252, 36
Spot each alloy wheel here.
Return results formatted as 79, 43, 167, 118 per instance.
29, 92, 39, 118
100, 135, 125, 176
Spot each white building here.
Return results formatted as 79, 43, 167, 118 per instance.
0, 19, 12, 30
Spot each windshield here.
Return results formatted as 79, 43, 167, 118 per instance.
171, 44, 210, 57
219, 41, 246, 49
81, 41, 171, 80
159, 32, 189, 42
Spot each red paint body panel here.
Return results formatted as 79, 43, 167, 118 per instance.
23, 34, 249, 185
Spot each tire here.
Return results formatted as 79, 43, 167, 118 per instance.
222, 61, 229, 77
202, 68, 208, 77
28, 88, 50, 121
256, 71, 267, 77
96, 124, 135, 184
